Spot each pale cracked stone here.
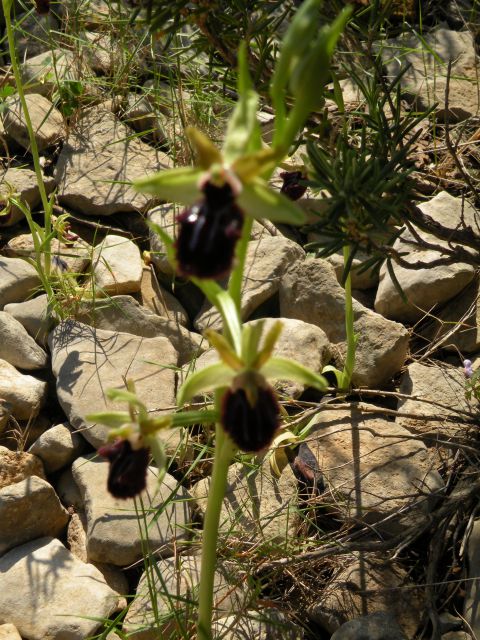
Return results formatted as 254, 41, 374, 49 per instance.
0, 623, 22, 640
73, 295, 203, 365
124, 554, 249, 639
0, 446, 45, 490
212, 611, 304, 640
309, 555, 423, 637
55, 108, 172, 215
5, 233, 91, 275
0, 360, 47, 420
90, 234, 143, 295
329, 613, 408, 640
397, 362, 476, 438
0, 537, 118, 640
137, 265, 189, 327
0, 257, 40, 308
375, 192, 478, 323
191, 459, 299, 546
0, 311, 48, 370
280, 258, 409, 388
21, 49, 90, 98
29, 422, 86, 473
4, 295, 52, 347
49, 320, 177, 447
195, 235, 305, 332
0, 475, 69, 555
306, 407, 444, 534
72, 455, 192, 566
0, 167, 56, 227
2, 94, 64, 152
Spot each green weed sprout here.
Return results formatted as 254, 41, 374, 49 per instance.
88, 1, 351, 639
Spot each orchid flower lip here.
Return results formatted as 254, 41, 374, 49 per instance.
198, 165, 243, 197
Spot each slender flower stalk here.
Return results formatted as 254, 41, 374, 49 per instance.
340, 244, 357, 390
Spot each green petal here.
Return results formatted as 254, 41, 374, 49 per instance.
237, 180, 306, 225
177, 362, 235, 405
85, 411, 131, 429
261, 357, 327, 391
134, 167, 203, 205
186, 127, 222, 169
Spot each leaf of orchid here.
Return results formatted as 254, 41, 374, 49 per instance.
177, 362, 235, 406
147, 220, 177, 268
223, 43, 261, 163
134, 167, 202, 205
269, 430, 300, 478
321, 364, 346, 388
204, 329, 243, 370
237, 180, 306, 224
261, 357, 328, 391
195, 279, 242, 355
253, 320, 283, 369
185, 127, 222, 169
85, 411, 131, 429
232, 148, 280, 183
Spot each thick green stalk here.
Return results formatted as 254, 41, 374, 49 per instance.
340, 243, 356, 390
197, 409, 236, 640
228, 215, 253, 317
2, 0, 52, 278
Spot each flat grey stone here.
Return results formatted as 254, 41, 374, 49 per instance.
0, 311, 48, 369
72, 455, 192, 566
49, 320, 177, 447
0, 537, 118, 640
375, 192, 478, 322
5, 233, 90, 274
0, 445, 45, 490
280, 258, 409, 388
330, 613, 408, 640
0, 168, 56, 227
0, 258, 40, 308
29, 422, 86, 473
89, 234, 143, 295
0, 623, 22, 640
73, 295, 202, 365
21, 49, 90, 97
0, 475, 69, 555
137, 265, 189, 327
212, 611, 303, 639
2, 94, 64, 152
124, 553, 248, 639
0, 360, 47, 420
195, 235, 305, 331
306, 407, 444, 533
4, 294, 51, 346
55, 108, 172, 215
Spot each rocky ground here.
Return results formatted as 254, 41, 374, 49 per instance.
0, 2, 480, 639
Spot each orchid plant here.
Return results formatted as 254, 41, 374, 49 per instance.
88, 2, 352, 639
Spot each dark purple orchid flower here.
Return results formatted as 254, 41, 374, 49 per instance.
175, 180, 244, 280
98, 439, 150, 499
221, 383, 280, 452
280, 171, 307, 201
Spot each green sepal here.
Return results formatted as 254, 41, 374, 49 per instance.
223, 42, 261, 163
238, 180, 306, 224
261, 357, 328, 390
134, 167, 202, 205
241, 321, 265, 368
177, 362, 234, 406
186, 126, 222, 169
194, 280, 242, 355
171, 410, 218, 427
85, 411, 131, 429
253, 320, 283, 369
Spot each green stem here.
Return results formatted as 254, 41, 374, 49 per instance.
2, 0, 52, 279
341, 243, 356, 390
197, 411, 236, 640
228, 215, 253, 317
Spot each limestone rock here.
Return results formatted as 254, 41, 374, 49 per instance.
375, 192, 477, 323
195, 236, 305, 331
212, 610, 304, 639
137, 265, 189, 327
14, 10, 59, 60
90, 234, 142, 295
2, 94, 64, 152
49, 320, 177, 447
0, 360, 47, 420
21, 49, 90, 98
0, 167, 56, 227
72, 455, 192, 566
309, 555, 422, 637
0, 623, 22, 640
330, 613, 408, 640
5, 233, 91, 274
306, 407, 444, 533
29, 422, 86, 473
192, 459, 299, 546
0, 258, 40, 308
397, 363, 476, 437
280, 258, 409, 388
0, 476, 69, 555
380, 28, 479, 121
56, 467, 84, 510
122, 92, 167, 143
0, 311, 48, 369
0, 537, 118, 640
4, 295, 51, 346
72, 295, 202, 365
0, 446, 45, 489
55, 108, 172, 215
124, 554, 248, 639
